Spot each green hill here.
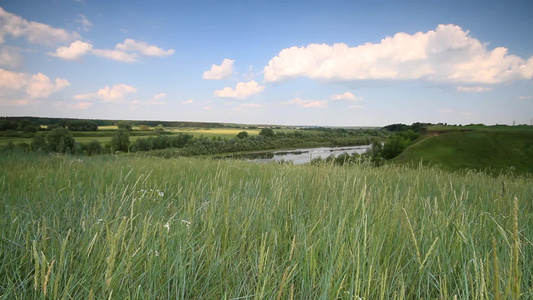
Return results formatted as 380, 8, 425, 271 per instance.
393, 128, 533, 175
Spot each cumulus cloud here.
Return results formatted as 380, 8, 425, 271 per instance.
0, 68, 69, 98
115, 39, 174, 57
330, 92, 361, 101
283, 97, 328, 108
26, 73, 70, 98
75, 84, 137, 102
518, 95, 533, 100
263, 24, 533, 84
214, 80, 265, 99
91, 49, 138, 62
203, 58, 235, 80
0, 98, 32, 106
182, 99, 194, 104
0, 7, 79, 45
76, 14, 92, 32
457, 86, 492, 92
50, 40, 93, 60
0, 46, 23, 69
145, 93, 166, 105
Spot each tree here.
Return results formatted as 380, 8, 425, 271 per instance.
139, 124, 151, 131
117, 121, 132, 131
111, 129, 130, 152
47, 128, 75, 153
259, 128, 275, 137
237, 131, 249, 139
381, 135, 407, 159
155, 124, 164, 131
31, 133, 47, 151
86, 140, 103, 155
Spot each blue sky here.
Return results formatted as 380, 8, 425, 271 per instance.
1, 0, 532, 126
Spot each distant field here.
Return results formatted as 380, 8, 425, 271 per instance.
169, 128, 262, 138
0, 127, 311, 146
394, 128, 533, 175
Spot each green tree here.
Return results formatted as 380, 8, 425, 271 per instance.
139, 124, 151, 131
111, 129, 130, 152
155, 124, 164, 131
381, 135, 407, 159
47, 128, 75, 153
31, 133, 47, 151
117, 121, 132, 131
237, 131, 249, 139
259, 128, 275, 137
86, 140, 102, 155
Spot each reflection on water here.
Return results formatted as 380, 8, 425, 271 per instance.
219, 145, 371, 164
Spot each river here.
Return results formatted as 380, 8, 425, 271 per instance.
220, 145, 372, 164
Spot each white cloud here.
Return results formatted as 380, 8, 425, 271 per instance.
330, 92, 361, 102
0, 68, 28, 91
264, 24, 533, 84
457, 86, 492, 92
50, 40, 93, 60
91, 49, 138, 62
214, 80, 265, 99
0, 7, 79, 45
349, 105, 364, 109
97, 84, 136, 102
518, 95, 533, 100
0, 68, 69, 98
145, 93, 166, 105
0, 46, 23, 69
115, 39, 174, 56
182, 99, 194, 104
76, 14, 92, 32
283, 97, 328, 108
203, 58, 235, 80
26, 73, 70, 98
75, 84, 137, 102
440, 109, 453, 114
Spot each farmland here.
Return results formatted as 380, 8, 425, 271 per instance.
1, 153, 532, 299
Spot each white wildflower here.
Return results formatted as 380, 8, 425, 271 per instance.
158, 191, 164, 197
163, 222, 170, 232
154, 250, 160, 256
181, 219, 191, 228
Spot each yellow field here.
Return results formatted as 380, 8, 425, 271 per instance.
169, 128, 261, 137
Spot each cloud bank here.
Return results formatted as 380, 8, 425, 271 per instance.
264, 24, 533, 84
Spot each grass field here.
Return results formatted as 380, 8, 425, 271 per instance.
393, 128, 533, 175
1, 153, 531, 299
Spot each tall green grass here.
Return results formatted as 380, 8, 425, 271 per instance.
0, 153, 531, 299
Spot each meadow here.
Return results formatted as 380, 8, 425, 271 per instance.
1, 153, 531, 299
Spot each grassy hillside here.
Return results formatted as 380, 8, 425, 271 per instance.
393, 128, 533, 175
1, 153, 532, 299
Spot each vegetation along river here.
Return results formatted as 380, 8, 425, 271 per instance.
220, 145, 372, 164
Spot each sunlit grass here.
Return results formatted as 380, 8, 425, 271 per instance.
0, 153, 531, 299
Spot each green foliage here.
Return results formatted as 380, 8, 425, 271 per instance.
111, 129, 130, 152
31, 133, 47, 151
259, 128, 275, 137
47, 128, 75, 153
117, 121, 132, 131
138, 124, 151, 131
236, 131, 249, 139
67, 120, 98, 131
86, 140, 103, 155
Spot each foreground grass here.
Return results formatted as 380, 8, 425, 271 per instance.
0, 154, 531, 299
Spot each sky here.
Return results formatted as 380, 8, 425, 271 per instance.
0, 0, 532, 126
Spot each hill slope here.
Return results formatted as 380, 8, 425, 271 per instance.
393, 128, 533, 175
